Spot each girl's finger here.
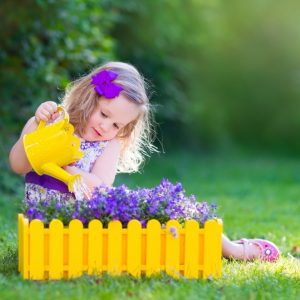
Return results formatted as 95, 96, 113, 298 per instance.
35, 115, 41, 123
40, 109, 53, 119
51, 112, 60, 121
45, 102, 58, 113
38, 111, 51, 122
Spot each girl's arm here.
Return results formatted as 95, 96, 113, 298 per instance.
9, 117, 38, 174
64, 138, 121, 193
9, 101, 59, 175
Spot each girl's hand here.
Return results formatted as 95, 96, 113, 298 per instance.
63, 165, 92, 200
35, 101, 59, 123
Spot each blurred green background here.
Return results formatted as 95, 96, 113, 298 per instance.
2, 0, 300, 154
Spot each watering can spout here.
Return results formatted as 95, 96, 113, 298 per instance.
41, 163, 80, 192
23, 106, 83, 192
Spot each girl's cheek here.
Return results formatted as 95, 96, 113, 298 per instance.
110, 131, 119, 139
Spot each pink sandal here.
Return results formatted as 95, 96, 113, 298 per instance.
235, 238, 280, 262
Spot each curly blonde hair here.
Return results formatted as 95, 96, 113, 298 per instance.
61, 61, 157, 173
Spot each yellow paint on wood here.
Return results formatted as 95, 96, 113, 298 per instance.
17, 215, 222, 280
184, 220, 199, 278
146, 219, 161, 276
209, 219, 223, 278
18, 214, 22, 273
69, 219, 83, 278
21, 215, 29, 279
127, 220, 142, 277
107, 220, 122, 275
49, 219, 64, 279
165, 220, 180, 278
203, 219, 223, 278
88, 220, 103, 275
29, 219, 44, 279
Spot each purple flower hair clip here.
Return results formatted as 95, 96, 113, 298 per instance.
90, 70, 123, 99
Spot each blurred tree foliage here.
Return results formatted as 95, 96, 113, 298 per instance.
105, 0, 201, 147
0, 0, 115, 137
2, 0, 300, 152
107, 0, 300, 152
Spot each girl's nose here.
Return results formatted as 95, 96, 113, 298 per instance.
100, 120, 111, 132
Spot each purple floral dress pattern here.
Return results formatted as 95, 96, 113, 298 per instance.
24, 140, 108, 202
73, 140, 108, 172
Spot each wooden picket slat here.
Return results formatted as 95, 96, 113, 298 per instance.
107, 220, 122, 275
29, 219, 44, 279
88, 220, 103, 275
18, 214, 22, 273
49, 219, 64, 279
215, 219, 223, 278
22, 216, 29, 279
165, 220, 180, 278
146, 219, 161, 276
184, 220, 199, 278
18, 214, 28, 277
206, 219, 223, 278
203, 220, 223, 278
68, 219, 83, 278
127, 220, 142, 277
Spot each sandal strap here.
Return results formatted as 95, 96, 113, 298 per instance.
242, 240, 249, 261
234, 238, 280, 262
240, 238, 263, 261
248, 239, 280, 262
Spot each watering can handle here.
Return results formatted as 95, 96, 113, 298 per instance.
37, 106, 69, 130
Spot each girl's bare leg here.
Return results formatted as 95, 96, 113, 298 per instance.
222, 234, 260, 260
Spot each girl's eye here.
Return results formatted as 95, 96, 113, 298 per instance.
101, 112, 107, 118
113, 123, 119, 129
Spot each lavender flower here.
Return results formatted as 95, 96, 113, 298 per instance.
22, 179, 218, 228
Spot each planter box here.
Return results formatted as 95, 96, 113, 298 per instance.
18, 214, 222, 280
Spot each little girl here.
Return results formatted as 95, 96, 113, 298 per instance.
9, 61, 279, 263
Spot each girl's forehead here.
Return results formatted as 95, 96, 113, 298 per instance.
99, 95, 141, 124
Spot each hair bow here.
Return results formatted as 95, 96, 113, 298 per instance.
90, 70, 123, 99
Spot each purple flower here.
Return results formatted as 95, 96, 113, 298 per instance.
22, 179, 218, 228
79, 217, 87, 225
55, 202, 62, 209
72, 211, 79, 219
35, 212, 44, 220
26, 207, 36, 217
140, 220, 147, 227
90, 70, 123, 99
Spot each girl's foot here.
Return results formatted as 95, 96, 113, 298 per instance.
234, 238, 280, 262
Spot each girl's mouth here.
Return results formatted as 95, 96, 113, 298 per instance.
93, 128, 102, 137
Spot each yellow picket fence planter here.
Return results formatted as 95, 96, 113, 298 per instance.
18, 214, 222, 280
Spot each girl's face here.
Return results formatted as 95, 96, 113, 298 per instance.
82, 95, 140, 142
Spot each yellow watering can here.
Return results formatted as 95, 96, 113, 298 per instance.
23, 106, 83, 192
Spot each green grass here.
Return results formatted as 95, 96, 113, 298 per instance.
1, 150, 300, 299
